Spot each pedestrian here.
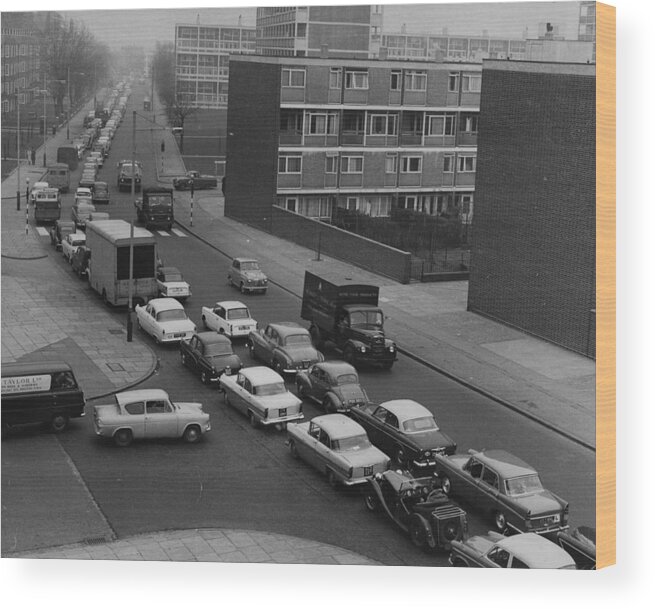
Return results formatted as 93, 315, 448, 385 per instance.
31, 148, 36, 166
26, 148, 31, 165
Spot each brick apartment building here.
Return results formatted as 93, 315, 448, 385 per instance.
468, 60, 596, 357
225, 55, 481, 227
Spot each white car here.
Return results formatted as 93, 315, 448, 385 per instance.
201, 300, 257, 338
156, 266, 191, 300
61, 232, 86, 262
135, 298, 196, 344
75, 187, 93, 203
88, 151, 103, 167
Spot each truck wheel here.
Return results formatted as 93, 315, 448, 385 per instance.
344, 345, 356, 365
183, 425, 201, 444
114, 429, 133, 447
50, 414, 69, 433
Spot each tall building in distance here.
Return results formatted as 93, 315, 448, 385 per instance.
174, 23, 256, 108
255, 5, 382, 58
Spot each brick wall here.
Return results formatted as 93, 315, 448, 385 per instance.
468, 65, 596, 357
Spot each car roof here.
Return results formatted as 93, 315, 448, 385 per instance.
217, 300, 249, 310
314, 361, 358, 377
268, 322, 306, 337
378, 399, 431, 422
311, 414, 365, 439
195, 331, 231, 346
239, 366, 284, 385
494, 533, 575, 568
147, 297, 185, 312
75, 202, 95, 209
472, 449, 537, 478
115, 389, 169, 405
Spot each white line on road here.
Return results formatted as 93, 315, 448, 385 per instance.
35, 227, 49, 237
156, 231, 171, 237
171, 229, 187, 237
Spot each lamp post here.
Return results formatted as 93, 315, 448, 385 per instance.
16, 92, 21, 210
66, 65, 70, 140
42, 74, 47, 167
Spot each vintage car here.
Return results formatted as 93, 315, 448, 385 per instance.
449, 531, 576, 569
29, 181, 50, 204
180, 331, 242, 385
93, 388, 210, 447
287, 414, 390, 487
92, 181, 110, 205
348, 399, 456, 471
49, 220, 76, 250
227, 257, 268, 294
434, 448, 569, 535
71, 200, 96, 230
201, 300, 257, 338
79, 173, 97, 190
135, 298, 196, 344
61, 231, 87, 263
296, 361, 368, 413
75, 187, 93, 203
172, 170, 218, 191
71, 246, 91, 278
156, 266, 191, 300
364, 469, 468, 552
88, 150, 104, 168
219, 365, 303, 429
248, 322, 324, 375
557, 526, 596, 570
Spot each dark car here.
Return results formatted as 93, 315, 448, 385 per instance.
71, 246, 91, 278
557, 526, 596, 570
364, 469, 468, 552
349, 399, 456, 471
180, 332, 242, 385
173, 170, 217, 191
49, 220, 76, 251
296, 361, 368, 413
92, 182, 110, 205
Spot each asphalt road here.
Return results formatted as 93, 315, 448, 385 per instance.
5, 83, 595, 566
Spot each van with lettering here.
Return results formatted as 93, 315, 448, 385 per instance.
1, 361, 86, 435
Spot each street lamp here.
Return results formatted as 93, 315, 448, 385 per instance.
16, 91, 22, 210
66, 65, 70, 140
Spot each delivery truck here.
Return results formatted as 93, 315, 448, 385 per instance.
85, 219, 158, 307
300, 272, 397, 369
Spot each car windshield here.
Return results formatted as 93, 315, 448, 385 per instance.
71, 239, 85, 247
284, 333, 311, 346
505, 474, 544, 496
336, 373, 358, 385
253, 382, 286, 396
147, 195, 171, 208
349, 310, 384, 328
332, 434, 371, 452
205, 344, 233, 357
227, 308, 250, 320
402, 416, 438, 433
95, 186, 108, 195
157, 309, 187, 322
240, 261, 260, 271
163, 273, 183, 282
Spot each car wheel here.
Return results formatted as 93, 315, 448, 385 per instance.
200, 371, 209, 385
181, 352, 187, 366
297, 383, 306, 399
249, 411, 259, 429
409, 519, 427, 549
344, 345, 356, 365
50, 414, 69, 433
114, 429, 133, 447
183, 425, 201, 444
288, 439, 299, 459
364, 491, 380, 512
326, 469, 339, 489
274, 360, 284, 375
440, 474, 452, 496
494, 511, 508, 533
239, 282, 245, 294
323, 396, 337, 413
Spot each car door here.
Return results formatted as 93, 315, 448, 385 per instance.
458, 457, 485, 503
229, 374, 249, 416
144, 399, 179, 438
187, 335, 201, 373
214, 305, 227, 334
307, 366, 325, 402
122, 401, 146, 438
363, 405, 389, 448
142, 305, 156, 337
477, 466, 501, 516
298, 421, 321, 468
229, 260, 239, 286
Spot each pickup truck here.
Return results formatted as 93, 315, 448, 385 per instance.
173, 170, 217, 191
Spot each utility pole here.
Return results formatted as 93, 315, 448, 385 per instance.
42, 73, 47, 167
66, 65, 70, 141
127, 110, 136, 342
16, 93, 21, 210
151, 62, 155, 123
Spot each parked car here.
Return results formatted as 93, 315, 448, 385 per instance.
71, 246, 91, 278
79, 173, 96, 189
75, 187, 93, 203
88, 150, 104, 167
296, 361, 368, 413
227, 257, 268, 294
135, 298, 196, 344
156, 266, 191, 300
92, 182, 110, 205
93, 388, 210, 447
449, 531, 576, 569
61, 232, 87, 263
287, 414, 390, 487
201, 300, 257, 338
434, 448, 569, 535
348, 399, 456, 471
172, 170, 217, 190
364, 469, 468, 552
248, 322, 324, 375
557, 526, 596, 570
49, 220, 76, 250
180, 332, 242, 385
71, 200, 96, 230
219, 366, 303, 429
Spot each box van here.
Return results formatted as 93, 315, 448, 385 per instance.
56, 146, 79, 171
1, 361, 86, 434
34, 188, 61, 224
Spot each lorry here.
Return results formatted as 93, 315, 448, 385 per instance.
117, 160, 142, 192
135, 187, 174, 231
56, 146, 79, 171
85, 219, 158, 307
300, 272, 397, 369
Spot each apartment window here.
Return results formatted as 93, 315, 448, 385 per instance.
2, 100, 8, 113
443, 154, 454, 172
346, 197, 358, 211
462, 73, 482, 92
369, 114, 397, 136
385, 153, 398, 173
401, 156, 422, 173
428, 114, 456, 136
285, 197, 297, 212
282, 68, 305, 87
341, 156, 363, 173
448, 72, 460, 92
325, 155, 338, 173
307, 112, 337, 135
404, 70, 427, 91
461, 115, 479, 133
329, 68, 342, 89
342, 111, 365, 134
390, 70, 401, 91
278, 155, 302, 173
458, 155, 476, 172
345, 69, 368, 89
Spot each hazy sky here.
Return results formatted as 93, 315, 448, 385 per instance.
18, 1, 583, 51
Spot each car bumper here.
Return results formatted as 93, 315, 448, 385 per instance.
260, 412, 304, 426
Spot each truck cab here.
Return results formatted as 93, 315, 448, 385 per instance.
135, 187, 174, 231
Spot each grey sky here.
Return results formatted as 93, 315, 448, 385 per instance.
50, 1, 583, 51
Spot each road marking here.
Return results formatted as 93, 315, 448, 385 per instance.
35, 227, 49, 237
156, 231, 171, 237
171, 229, 187, 237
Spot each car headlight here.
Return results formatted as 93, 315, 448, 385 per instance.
389, 345, 395, 352
359, 346, 366, 352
